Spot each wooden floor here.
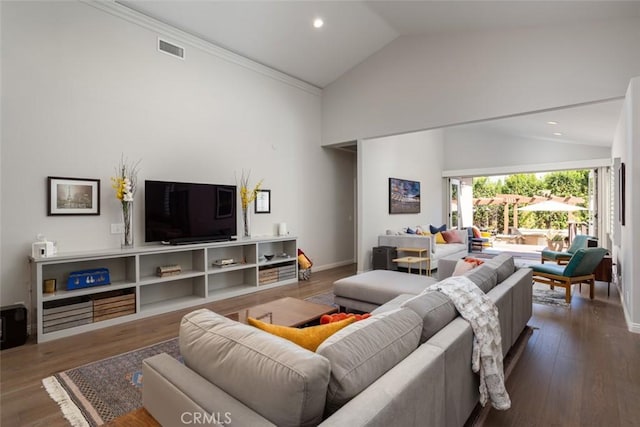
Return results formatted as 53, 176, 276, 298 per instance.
2, 264, 639, 426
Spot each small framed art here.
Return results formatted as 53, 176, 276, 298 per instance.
48, 176, 100, 216
255, 189, 271, 214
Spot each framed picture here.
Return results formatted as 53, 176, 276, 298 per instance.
619, 162, 626, 226
255, 189, 271, 214
389, 177, 420, 214
48, 177, 100, 216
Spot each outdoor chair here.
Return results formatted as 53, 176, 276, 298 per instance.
531, 247, 608, 304
467, 226, 492, 252
541, 234, 597, 265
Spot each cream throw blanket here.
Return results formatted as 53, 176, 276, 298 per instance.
429, 276, 511, 410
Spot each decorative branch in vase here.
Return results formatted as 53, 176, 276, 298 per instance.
111, 155, 141, 249
239, 170, 263, 238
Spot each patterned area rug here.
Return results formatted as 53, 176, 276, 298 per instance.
532, 283, 571, 308
43, 338, 180, 426
304, 292, 338, 307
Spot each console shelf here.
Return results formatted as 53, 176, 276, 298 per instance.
30, 236, 297, 342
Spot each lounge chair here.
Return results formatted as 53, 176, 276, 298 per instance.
541, 234, 597, 265
531, 247, 608, 303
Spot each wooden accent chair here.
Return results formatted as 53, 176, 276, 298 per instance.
532, 247, 608, 303
541, 234, 597, 265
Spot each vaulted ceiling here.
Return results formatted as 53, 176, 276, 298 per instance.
117, 1, 640, 146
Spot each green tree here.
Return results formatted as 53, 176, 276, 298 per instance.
501, 174, 542, 231
472, 177, 501, 230
539, 170, 589, 228
473, 170, 590, 232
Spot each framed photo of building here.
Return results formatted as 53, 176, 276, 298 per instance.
389, 178, 420, 214
48, 176, 100, 216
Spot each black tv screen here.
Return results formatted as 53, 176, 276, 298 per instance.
145, 180, 237, 244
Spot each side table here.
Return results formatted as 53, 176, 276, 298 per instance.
594, 256, 613, 296
396, 247, 431, 276
392, 255, 430, 276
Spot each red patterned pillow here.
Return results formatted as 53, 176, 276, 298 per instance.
320, 312, 371, 324
441, 230, 463, 244
464, 257, 485, 267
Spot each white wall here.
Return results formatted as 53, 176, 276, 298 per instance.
0, 1, 354, 305
443, 128, 612, 172
612, 77, 640, 332
323, 18, 640, 145
358, 129, 445, 272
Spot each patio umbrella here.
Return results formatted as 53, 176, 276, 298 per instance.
517, 200, 587, 212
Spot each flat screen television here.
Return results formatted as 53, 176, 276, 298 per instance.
145, 180, 237, 244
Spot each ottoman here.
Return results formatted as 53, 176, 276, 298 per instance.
334, 270, 438, 312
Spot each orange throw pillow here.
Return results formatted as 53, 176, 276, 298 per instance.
247, 316, 356, 352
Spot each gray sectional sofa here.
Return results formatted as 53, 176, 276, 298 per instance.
142, 254, 532, 427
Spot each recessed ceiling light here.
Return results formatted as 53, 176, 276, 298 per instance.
553, 132, 563, 136
547, 121, 558, 125
313, 18, 324, 29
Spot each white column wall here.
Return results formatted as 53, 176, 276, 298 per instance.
358, 129, 445, 272
612, 77, 639, 332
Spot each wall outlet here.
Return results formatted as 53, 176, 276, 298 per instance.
111, 223, 124, 234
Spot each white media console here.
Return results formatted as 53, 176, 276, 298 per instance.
30, 236, 298, 342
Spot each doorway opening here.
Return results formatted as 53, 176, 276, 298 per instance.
448, 167, 610, 257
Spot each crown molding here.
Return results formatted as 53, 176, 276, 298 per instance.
82, 0, 322, 96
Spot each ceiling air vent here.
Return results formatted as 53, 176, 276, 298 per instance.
158, 38, 185, 60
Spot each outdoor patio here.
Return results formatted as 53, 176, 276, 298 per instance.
481, 241, 546, 260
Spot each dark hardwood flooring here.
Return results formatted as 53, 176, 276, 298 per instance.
485, 281, 640, 426
1, 264, 639, 427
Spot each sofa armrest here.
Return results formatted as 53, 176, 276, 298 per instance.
500, 267, 533, 345
437, 258, 459, 280
143, 353, 275, 427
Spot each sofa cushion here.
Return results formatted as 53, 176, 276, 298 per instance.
316, 308, 422, 415
464, 264, 498, 293
433, 242, 467, 258
435, 232, 447, 244
430, 224, 447, 234
333, 270, 437, 306
179, 309, 331, 427
401, 290, 458, 343
371, 294, 415, 314
441, 230, 464, 244
247, 315, 356, 351
483, 254, 516, 283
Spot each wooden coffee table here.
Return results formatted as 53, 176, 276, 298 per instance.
227, 297, 338, 327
